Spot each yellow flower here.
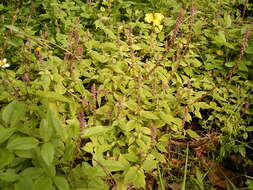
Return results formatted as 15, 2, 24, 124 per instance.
145, 13, 164, 26
153, 13, 164, 25
144, 13, 154, 23
0, 58, 10, 68
35, 47, 41, 53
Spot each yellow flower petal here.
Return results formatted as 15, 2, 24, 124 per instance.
154, 13, 164, 22
153, 19, 161, 26
145, 13, 154, 23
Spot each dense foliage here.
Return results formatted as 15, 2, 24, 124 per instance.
0, 0, 253, 189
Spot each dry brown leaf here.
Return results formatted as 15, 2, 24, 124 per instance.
199, 155, 238, 188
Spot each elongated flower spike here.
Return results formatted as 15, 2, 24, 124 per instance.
0, 58, 10, 68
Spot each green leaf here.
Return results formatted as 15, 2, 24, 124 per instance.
214, 31, 226, 45
246, 126, 253, 132
159, 112, 182, 126
0, 169, 19, 182
193, 102, 210, 109
186, 129, 200, 139
125, 100, 138, 112
239, 146, 246, 157
53, 176, 69, 190
21, 167, 43, 179
15, 176, 33, 190
36, 91, 71, 103
142, 156, 157, 171
7, 137, 39, 150
225, 62, 235, 67
140, 111, 159, 120
96, 159, 125, 172
224, 13, 231, 27
0, 127, 16, 144
124, 166, 145, 188
159, 111, 171, 124
0, 149, 14, 169
40, 119, 52, 142
4, 25, 21, 32
190, 58, 202, 67
47, 104, 62, 139
82, 142, 94, 153
15, 149, 33, 158
41, 163, 56, 178
125, 120, 139, 131
103, 28, 116, 39
33, 176, 53, 190
81, 126, 112, 138
41, 143, 55, 166
89, 51, 109, 63
2, 100, 27, 127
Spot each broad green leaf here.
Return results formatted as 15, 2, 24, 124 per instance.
193, 102, 210, 109
159, 112, 182, 126
140, 111, 159, 120
159, 111, 171, 124
194, 109, 202, 119
239, 63, 248, 71
186, 129, 200, 139
36, 91, 71, 103
0, 169, 19, 182
15, 176, 33, 190
225, 62, 235, 67
33, 176, 53, 190
47, 104, 62, 139
41, 163, 56, 178
239, 146, 246, 157
142, 156, 157, 171
0, 149, 14, 169
224, 13, 231, 27
41, 143, 55, 166
7, 137, 39, 150
214, 31, 226, 45
125, 120, 139, 131
101, 42, 118, 51
4, 25, 21, 32
124, 152, 139, 162
0, 127, 16, 144
2, 100, 26, 127
53, 176, 69, 190
191, 58, 202, 67
156, 142, 167, 152
89, 51, 108, 63
14, 149, 33, 158
125, 100, 138, 112
124, 166, 145, 188
64, 143, 76, 161
103, 28, 116, 39
246, 126, 253, 132
40, 119, 52, 142
81, 126, 112, 138
96, 159, 125, 172
82, 142, 94, 153
21, 167, 43, 179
